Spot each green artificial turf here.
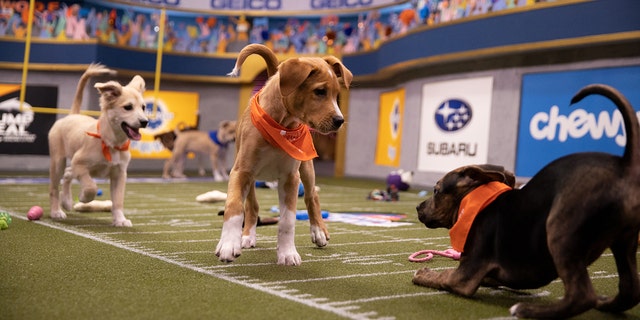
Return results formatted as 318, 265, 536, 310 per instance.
1, 174, 639, 319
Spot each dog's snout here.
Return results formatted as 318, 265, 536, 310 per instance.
140, 120, 149, 128
332, 116, 344, 128
416, 200, 431, 226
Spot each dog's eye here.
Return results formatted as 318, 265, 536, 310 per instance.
124, 104, 133, 111
314, 88, 327, 97
141, 104, 146, 111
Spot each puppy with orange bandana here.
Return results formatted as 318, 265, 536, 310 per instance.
48, 63, 148, 227
216, 44, 352, 265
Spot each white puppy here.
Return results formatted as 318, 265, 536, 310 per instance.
48, 63, 148, 227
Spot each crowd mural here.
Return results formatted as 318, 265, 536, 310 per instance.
1, 0, 558, 55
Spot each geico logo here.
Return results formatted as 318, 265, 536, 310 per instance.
210, 0, 281, 10
311, 0, 374, 9
125, 0, 181, 6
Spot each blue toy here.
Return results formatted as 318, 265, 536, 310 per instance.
295, 210, 329, 220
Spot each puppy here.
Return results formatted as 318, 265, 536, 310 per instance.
414, 84, 640, 318
160, 120, 237, 181
216, 44, 352, 265
48, 63, 148, 227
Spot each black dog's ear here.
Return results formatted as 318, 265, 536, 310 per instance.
462, 165, 515, 187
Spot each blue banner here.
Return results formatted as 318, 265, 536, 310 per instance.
516, 66, 640, 177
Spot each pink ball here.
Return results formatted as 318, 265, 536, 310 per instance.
27, 206, 43, 221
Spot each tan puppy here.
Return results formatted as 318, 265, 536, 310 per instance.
161, 120, 237, 181
48, 63, 148, 227
216, 44, 352, 265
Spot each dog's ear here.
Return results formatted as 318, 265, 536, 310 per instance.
462, 165, 515, 187
323, 56, 353, 89
127, 75, 146, 93
94, 81, 123, 101
278, 58, 314, 96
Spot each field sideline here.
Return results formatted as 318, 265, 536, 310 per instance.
1, 174, 639, 319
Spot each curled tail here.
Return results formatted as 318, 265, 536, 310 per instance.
570, 84, 640, 175
226, 44, 279, 79
70, 63, 116, 114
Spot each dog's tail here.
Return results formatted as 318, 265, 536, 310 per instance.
570, 84, 640, 174
70, 63, 117, 114
226, 44, 279, 78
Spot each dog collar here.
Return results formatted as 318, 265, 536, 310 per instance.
449, 181, 512, 253
249, 91, 318, 161
208, 130, 228, 147
86, 122, 130, 162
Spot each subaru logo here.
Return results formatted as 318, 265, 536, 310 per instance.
434, 99, 472, 132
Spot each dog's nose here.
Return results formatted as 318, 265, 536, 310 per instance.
332, 116, 344, 128
140, 120, 149, 128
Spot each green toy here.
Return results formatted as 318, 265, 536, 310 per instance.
0, 211, 11, 227
0, 211, 12, 230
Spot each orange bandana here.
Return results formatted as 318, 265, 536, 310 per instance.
449, 181, 512, 252
86, 123, 130, 162
250, 91, 318, 161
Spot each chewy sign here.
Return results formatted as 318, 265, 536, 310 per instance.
515, 66, 640, 177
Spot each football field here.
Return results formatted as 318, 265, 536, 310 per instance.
1, 175, 638, 319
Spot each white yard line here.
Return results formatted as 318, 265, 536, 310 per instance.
7, 211, 413, 320
4, 203, 629, 320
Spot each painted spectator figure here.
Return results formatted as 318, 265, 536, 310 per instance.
398, 7, 418, 34
66, 4, 90, 40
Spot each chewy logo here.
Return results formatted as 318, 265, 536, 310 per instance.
529, 105, 640, 147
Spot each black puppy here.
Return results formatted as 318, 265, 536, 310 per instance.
414, 84, 640, 318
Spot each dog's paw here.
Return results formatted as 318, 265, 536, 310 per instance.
510, 302, 541, 318
277, 249, 302, 266
50, 209, 67, 220
596, 294, 632, 313
310, 225, 329, 247
171, 172, 187, 179
216, 240, 242, 263
412, 267, 440, 288
216, 216, 243, 262
509, 303, 524, 318
113, 219, 132, 227
241, 234, 256, 248
79, 187, 97, 204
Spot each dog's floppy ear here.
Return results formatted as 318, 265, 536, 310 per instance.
323, 56, 353, 89
127, 75, 146, 93
94, 81, 123, 101
278, 58, 314, 96
462, 164, 516, 187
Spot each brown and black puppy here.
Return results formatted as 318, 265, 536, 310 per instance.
216, 44, 352, 265
414, 84, 640, 318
